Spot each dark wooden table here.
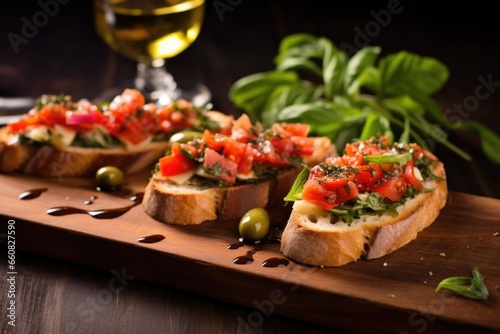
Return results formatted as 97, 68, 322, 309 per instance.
1, 1, 499, 333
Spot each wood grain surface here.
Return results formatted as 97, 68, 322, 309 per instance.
1, 1, 500, 333
0, 170, 498, 334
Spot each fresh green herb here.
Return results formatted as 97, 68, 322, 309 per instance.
36, 94, 72, 110
414, 156, 445, 181
229, 33, 500, 164
18, 133, 47, 146
364, 152, 412, 165
209, 161, 223, 176
284, 166, 310, 202
71, 128, 120, 148
97, 101, 110, 111
436, 268, 489, 301
330, 193, 398, 225
252, 163, 281, 180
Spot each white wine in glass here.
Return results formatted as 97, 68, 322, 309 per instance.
93, 0, 210, 106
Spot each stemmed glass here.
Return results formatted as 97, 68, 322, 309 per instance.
93, 0, 210, 106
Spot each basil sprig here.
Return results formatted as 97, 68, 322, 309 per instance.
229, 33, 500, 164
436, 268, 489, 300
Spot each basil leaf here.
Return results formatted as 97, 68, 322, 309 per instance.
436, 268, 489, 301
359, 111, 393, 142
277, 33, 323, 60
345, 46, 381, 95
276, 101, 367, 125
229, 71, 299, 120
276, 57, 323, 77
353, 193, 388, 211
321, 38, 348, 98
382, 95, 425, 116
284, 166, 310, 202
365, 152, 412, 165
378, 50, 449, 97
261, 84, 323, 127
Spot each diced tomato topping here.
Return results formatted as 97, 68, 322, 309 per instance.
401, 160, 423, 190
232, 114, 253, 130
170, 142, 183, 155
8, 116, 41, 132
203, 130, 227, 151
301, 137, 425, 210
373, 177, 407, 202
335, 181, 359, 205
222, 139, 248, 166
139, 111, 159, 135
231, 114, 254, 142
345, 135, 390, 157
309, 165, 357, 191
302, 179, 338, 211
252, 141, 290, 167
108, 88, 145, 117
204, 148, 238, 184
159, 143, 197, 177
237, 146, 254, 175
344, 143, 358, 157
38, 104, 68, 126
280, 123, 310, 137
155, 99, 198, 132
270, 137, 294, 154
356, 164, 383, 192
410, 143, 424, 160
159, 154, 197, 176
107, 118, 150, 145
292, 136, 315, 156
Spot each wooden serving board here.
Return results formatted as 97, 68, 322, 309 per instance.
1, 171, 499, 334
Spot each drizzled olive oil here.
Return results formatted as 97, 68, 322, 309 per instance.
94, 0, 205, 60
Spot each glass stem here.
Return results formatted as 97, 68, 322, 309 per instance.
134, 58, 178, 104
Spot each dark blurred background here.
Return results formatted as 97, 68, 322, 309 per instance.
1, 0, 499, 196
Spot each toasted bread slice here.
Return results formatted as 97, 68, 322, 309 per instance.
143, 137, 336, 225
0, 126, 169, 177
280, 152, 447, 267
143, 168, 301, 225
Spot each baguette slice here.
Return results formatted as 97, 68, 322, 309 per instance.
280, 151, 447, 267
143, 168, 301, 225
143, 137, 335, 225
0, 125, 170, 177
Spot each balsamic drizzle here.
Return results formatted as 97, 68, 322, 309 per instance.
18, 188, 48, 200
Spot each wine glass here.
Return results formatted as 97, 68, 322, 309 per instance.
93, 0, 210, 107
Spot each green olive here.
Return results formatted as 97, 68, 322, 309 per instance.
238, 208, 270, 242
95, 166, 124, 191
169, 131, 204, 144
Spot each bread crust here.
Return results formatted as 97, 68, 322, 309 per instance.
0, 126, 169, 177
143, 169, 300, 225
280, 157, 448, 267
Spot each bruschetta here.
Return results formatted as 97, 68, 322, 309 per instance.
143, 114, 335, 225
0, 89, 222, 177
280, 136, 448, 267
